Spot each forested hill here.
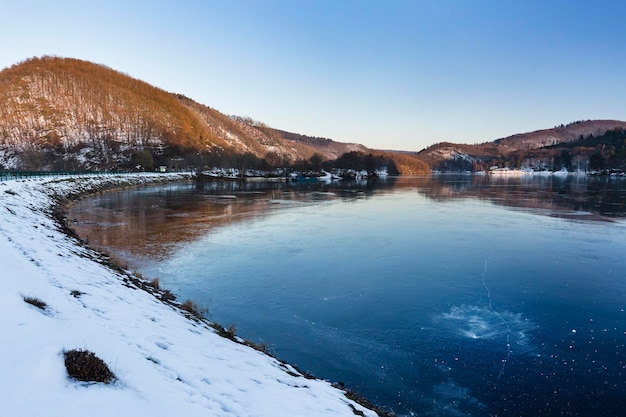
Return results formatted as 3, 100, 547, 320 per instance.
0, 56, 318, 170
0, 56, 430, 174
275, 129, 367, 160
494, 120, 626, 150
418, 120, 626, 172
13, 56, 620, 175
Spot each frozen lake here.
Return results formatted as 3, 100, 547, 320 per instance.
70, 175, 626, 416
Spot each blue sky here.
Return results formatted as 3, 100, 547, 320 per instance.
2, 0, 626, 151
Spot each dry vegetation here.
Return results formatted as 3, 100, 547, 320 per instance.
0, 57, 216, 153
2, 56, 418, 172
63, 349, 116, 383
180, 299, 209, 319
375, 151, 430, 175
23, 296, 47, 310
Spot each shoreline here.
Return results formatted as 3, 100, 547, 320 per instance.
0, 173, 391, 417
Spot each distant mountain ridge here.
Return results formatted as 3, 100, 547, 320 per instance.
274, 129, 367, 160
2, 56, 621, 174
418, 120, 626, 171
494, 120, 626, 150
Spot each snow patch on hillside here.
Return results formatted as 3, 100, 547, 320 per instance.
430, 147, 476, 162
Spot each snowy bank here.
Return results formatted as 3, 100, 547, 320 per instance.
0, 173, 379, 417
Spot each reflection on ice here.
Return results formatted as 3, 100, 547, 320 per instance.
442, 305, 536, 352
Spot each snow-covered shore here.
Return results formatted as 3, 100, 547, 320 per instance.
0, 173, 379, 417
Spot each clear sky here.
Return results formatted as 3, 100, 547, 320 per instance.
2, 0, 626, 151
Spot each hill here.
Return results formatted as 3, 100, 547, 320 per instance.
0, 56, 429, 174
274, 129, 368, 160
418, 120, 626, 172
0, 56, 326, 170
494, 120, 626, 150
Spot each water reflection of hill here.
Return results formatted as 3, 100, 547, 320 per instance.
69, 179, 390, 266
69, 175, 625, 268
400, 175, 626, 220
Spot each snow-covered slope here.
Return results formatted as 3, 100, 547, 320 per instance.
0, 173, 378, 417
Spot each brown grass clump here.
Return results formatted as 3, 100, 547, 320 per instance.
148, 278, 160, 289
160, 289, 176, 301
180, 299, 208, 319
63, 349, 115, 383
243, 339, 270, 354
23, 296, 47, 310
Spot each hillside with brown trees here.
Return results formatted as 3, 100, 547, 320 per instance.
418, 120, 626, 172
0, 56, 222, 170
1, 56, 429, 173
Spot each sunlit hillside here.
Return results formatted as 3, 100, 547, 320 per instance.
1, 56, 422, 172
0, 56, 220, 169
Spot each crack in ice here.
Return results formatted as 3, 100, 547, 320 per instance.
480, 251, 512, 383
